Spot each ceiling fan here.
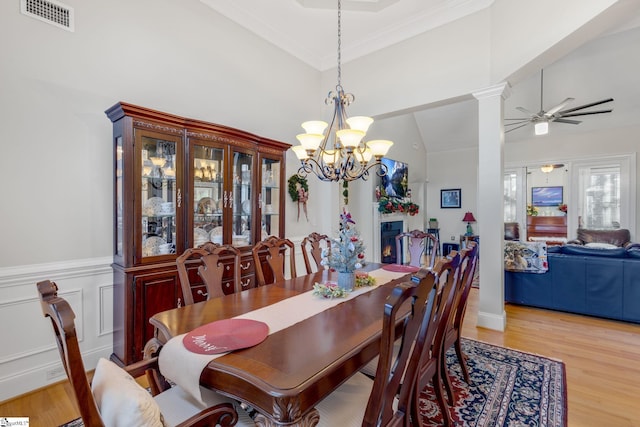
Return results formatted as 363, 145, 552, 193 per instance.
505, 69, 614, 134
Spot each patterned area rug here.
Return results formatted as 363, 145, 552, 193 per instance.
419, 338, 567, 426
61, 338, 566, 427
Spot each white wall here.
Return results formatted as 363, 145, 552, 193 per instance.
426, 148, 479, 249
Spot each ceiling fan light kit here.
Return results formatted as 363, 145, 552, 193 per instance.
534, 121, 549, 135
505, 69, 613, 135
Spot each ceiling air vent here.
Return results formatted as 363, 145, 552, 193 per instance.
20, 0, 74, 32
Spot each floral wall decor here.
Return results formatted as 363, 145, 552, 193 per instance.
288, 175, 309, 221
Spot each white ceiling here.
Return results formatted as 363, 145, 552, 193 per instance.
201, 0, 640, 150
200, 0, 493, 70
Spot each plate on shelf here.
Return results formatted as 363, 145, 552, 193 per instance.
209, 227, 223, 244
197, 197, 216, 214
194, 228, 209, 247
242, 200, 251, 215
143, 197, 165, 216
142, 236, 166, 257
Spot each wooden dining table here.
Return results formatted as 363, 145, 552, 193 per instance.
149, 263, 413, 427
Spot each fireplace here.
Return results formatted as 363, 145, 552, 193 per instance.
380, 221, 403, 264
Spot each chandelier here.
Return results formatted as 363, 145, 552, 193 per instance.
291, 0, 393, 182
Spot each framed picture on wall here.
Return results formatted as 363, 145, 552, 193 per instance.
440, 188, 461, 208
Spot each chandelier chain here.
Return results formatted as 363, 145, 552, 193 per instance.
337, 0, 342, 89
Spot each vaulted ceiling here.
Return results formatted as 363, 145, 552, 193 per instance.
201, 0, 640, 150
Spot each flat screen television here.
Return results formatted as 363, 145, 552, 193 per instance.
532, 186, 563, 207
380, 158, 408, 199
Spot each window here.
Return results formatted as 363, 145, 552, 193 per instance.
578, 165, 620, 229
504, 172, 518, 222
573, 155, 635, 231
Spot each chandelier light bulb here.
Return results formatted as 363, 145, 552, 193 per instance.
367, 140, 393, 157
336, 129, 365, 148
296, 133, 324, 151
292, 145, 309, 160
346, 116, 373, 133
301, 121, 328, 135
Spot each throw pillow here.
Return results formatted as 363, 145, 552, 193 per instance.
91, 358, 164, 427
585, 242, 619, 249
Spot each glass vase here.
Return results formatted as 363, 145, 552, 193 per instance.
337, 271, 355, 291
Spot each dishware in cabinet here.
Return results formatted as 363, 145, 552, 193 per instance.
187, 141, 255, 248
258, 153, 284, 239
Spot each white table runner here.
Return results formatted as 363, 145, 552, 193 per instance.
158, 268, 407, 404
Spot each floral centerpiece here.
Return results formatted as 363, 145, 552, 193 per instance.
321, 208, 366, 290
527, 204, 538, 216
558, 203, 567, 213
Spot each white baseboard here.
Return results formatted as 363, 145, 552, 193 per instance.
477, 310, 506, 331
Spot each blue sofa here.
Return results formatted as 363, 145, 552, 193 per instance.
505, 245, 640, 323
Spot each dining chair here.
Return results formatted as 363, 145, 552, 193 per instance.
36, 279, 254, 427
410, 252, 461, 427
301, 232, 331, 274
441, 242, 479, 390
395, 230, 439, 269
252, 236, 297, 286
176, 242, 242, 305
315, 270, 439, 426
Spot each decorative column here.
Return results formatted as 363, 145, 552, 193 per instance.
472, 82, 511, 332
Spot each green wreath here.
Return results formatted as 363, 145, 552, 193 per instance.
288, 175, 309, 202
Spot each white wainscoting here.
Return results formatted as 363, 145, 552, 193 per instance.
0, 257, 113, 401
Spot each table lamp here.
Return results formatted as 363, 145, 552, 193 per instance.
462, 212, 476, 236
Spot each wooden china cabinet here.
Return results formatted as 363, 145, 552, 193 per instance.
106, 102, 289, 364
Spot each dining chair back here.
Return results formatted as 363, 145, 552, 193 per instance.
395, 230, 439, 269
37, 279, 249, 427
442, 241, 479, 386
252, 236, 297, 286
315, 271, 439, 427
410, 252, 461, 427
176, 242, 242, 305
301, 232, 331, 274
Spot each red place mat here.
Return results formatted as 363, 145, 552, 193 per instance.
183, 319, 269, 355
382, 264, 420, 273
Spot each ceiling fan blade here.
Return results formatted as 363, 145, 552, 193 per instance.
504, 118, 530, 121
553, 118, 582, 125
560, 109, 612, 118
516, 106, 537, 116
544, 97, 574, 116
505, 123, 530, 133
557, 98, 613, 114
504, 120, 531, 128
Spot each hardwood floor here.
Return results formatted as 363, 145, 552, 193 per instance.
1, 287, 639, 426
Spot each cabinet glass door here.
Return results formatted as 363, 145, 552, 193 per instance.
232, 151, 253, 247
140, 135, 178, 258
193, 145, 225, 247
260, 157, 281, 239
